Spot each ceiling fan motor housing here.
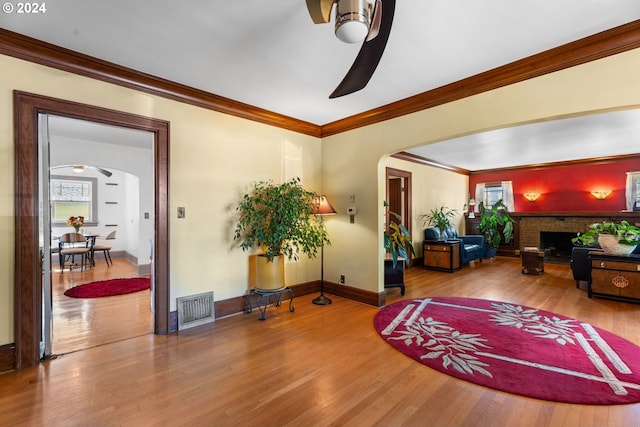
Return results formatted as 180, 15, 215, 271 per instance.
335, 0, 372, 43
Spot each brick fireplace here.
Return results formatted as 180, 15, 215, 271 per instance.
467, 212, 640, 260
515, 212, 640, 260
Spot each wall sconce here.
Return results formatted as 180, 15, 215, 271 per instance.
523, 193, 541, 202
591, 190, 612, 200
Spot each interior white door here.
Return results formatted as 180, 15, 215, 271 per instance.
38, 113, 53, 358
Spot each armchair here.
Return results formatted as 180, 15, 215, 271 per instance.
424, 226, 484, 264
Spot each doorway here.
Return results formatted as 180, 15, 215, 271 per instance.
42, 115, 155, 355
14, 91, 170, 369
385, 167, 412, 234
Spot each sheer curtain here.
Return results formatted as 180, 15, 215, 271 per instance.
502, 181, 515, 211
473, 181, 514, 211
626, 172, 640, 211
474, 183, 484, 213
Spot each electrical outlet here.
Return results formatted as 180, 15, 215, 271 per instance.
340, 275, 345, 284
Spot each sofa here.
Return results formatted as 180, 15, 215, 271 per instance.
424, 226, 484, 264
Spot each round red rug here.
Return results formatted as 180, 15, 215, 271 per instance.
374, 297, 640, 404
64, 277, 150, 298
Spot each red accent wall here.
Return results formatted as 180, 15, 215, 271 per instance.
469, 159, 640, 212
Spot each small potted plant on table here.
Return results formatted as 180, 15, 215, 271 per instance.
572, 220, 640, 255
384, 207, 415, 295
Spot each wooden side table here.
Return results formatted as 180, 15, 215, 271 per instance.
521, 249, 544, 275
590, 253, 640, 303
423, 240, 461, 273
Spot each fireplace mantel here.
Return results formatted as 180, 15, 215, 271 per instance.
511, 211, 639, 219
466, 211, 640, 258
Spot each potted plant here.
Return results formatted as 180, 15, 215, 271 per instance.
571, 220, 640, 255
419, 205, 458, 239
233, 177, 330, 290
476, 199, 514, 258
384, 207, 415, 295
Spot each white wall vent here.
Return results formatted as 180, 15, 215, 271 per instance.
177, 291, 215, 330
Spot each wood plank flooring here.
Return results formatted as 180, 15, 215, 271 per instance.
51, 258, 152, 355
3, 257, 640, 426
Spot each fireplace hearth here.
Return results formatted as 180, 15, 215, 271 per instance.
540, 231, 577, 262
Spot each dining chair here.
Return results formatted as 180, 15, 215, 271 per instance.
91, 230, 116, 267
58, 232, 91, 272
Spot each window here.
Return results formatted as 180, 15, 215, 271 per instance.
626, 171, 640, 211
474, 181, 514, 211
50, 175, 98, 225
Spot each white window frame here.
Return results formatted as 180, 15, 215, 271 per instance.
50, 175, 99, 226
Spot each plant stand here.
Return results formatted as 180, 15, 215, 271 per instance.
245, 287, 295, 320
384, 258, 406, 295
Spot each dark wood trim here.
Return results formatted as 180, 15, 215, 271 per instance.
324, 282, 384, 307
0, 343, 15, 373
320, 20, 640, 136
385, 166, 413, 240
469, 153, 640, 175
13, 91, 170, 369
392, 152, 470, 175
511, 211, 640, 219
0, 29, 321, 138
214, 280, 383, 319
2, 21, 639, 139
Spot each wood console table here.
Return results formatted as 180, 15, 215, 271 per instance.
423, 240, 461, 273
589, 253, 640, 303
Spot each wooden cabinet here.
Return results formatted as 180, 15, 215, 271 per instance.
590, 253, 640, 302
423, 241, 461, 273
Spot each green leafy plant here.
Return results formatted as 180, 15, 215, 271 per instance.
420, 205, 458, 237
571, 220, 640, 247
476, 200, 514, 249
384, 206, 416, 268
233, 177, 329, 261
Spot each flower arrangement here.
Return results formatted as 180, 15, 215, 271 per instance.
66, 215, 85, 232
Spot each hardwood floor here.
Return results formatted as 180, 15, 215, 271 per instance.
3, 257, 640, 426
51, 258, 153, 355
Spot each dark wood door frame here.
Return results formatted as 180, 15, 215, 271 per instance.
14, 91, 170, 369
385, 167, 412, 240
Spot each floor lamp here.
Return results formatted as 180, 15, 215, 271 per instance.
313, 195, 336, 305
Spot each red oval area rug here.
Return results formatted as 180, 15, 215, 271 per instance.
374, 297, 640, 405
64, 277, 150, 298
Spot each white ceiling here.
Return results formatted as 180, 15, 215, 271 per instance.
2, 1, 640, 170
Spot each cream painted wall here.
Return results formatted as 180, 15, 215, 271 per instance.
0, 54, 322, 345
382, 157, 469, 259
2, 47, 640, 346
321, 48, 640, 295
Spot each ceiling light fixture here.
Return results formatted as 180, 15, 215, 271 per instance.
73, 165, 85, 173
591, 190, 612, 200
334, 0, 371, 43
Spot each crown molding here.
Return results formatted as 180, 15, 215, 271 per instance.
0, 29, 322, 138
1, 20, 640, 138
395, 150, 640, 176
320, 20, 640, 137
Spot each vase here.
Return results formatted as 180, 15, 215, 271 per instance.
72, 226, 80, 233
254, 254, 285, 290
597, 234, 637, 255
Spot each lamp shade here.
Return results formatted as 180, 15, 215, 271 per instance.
314, 195, 336, 215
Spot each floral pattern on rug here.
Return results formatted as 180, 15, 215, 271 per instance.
374, 297, 640, 404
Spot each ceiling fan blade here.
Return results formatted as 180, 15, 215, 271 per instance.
305, 0, 335, 24
90, 166, 113, 177
329, 0, 395, 98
